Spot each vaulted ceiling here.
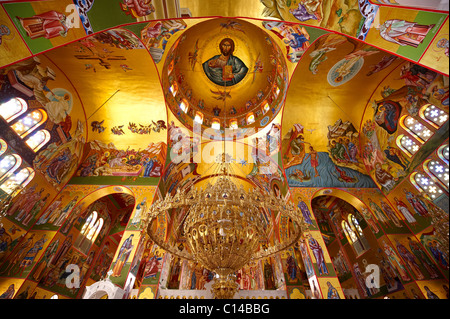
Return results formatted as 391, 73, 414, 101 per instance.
0, 0, 448, 196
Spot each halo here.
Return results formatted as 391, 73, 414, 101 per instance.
214, 33, 240, 55
431, 34, 449, 52
0, 23, 15, 41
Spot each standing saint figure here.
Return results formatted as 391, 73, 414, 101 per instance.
112, 234, 134, 277
394, 197, 417, 226
377, 19, 435, 48
202, 38, 248, 86
308, 237, 329, 275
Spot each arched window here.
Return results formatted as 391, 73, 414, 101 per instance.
273, 86, 280, 98
342, 214, 369, 256
0, 139, 7, 158
25, 129, 51, 152
397, 135, 420, 156
349, 214, 370, 250
0, 154, 22, 183
0, 167, 34, 195
194, 112, 203, 125
438, 144, 449, 163
246, 112, 255, 125
420, 104, 448, 128
10, 109, 47, 138
179, 99, 188, 113
0, 97, 28, 123
170, 82, 178, 96
229, 119, 238, 130
211, 118, 220, 130
342, 220, 358, 243
262, 101, 270, 114
74, 211, 104, 254
411, 172, 445, 200
396, 105, 448, 161
425, 159, 449, 190
402, 116, 432, 143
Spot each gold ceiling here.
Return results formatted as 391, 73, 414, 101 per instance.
43, 32, 167, 152
2, 0, 445, 193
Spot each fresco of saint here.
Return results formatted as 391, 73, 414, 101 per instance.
377, 19, 435, 48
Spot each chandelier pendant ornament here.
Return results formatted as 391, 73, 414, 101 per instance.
141, 154, 308, 299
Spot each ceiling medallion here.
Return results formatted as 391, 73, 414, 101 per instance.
141, 153, 307, 298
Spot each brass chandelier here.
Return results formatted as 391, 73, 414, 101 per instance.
141, 154, 308, 299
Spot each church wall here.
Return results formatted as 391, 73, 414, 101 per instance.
307, 186, 448, 299
106, 186, 157, 295
0, 48, 91, 298
0, 183, 161, 299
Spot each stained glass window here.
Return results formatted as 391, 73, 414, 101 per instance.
179, 99, 188, 113
194, 112, 203, 125
25, 129, 51, 152
74, 211, 104, 254
211, 118, 220, 130
426, 159, 449, 190
342, 220, 358, 243
403, 116, 432, 142
0, 139, 7, 158
262, 101, 270, 114
438, 144, 449, 163
413, 172, 445, 200
229, 119, 238, 130
0, 154, 21, 182
398, 135, 420, 156
0, 98, 28, 123
350, 215, 364, 236
0, 167, 34, 195
274, 86, 280, 98
246, 113, 255, 125
342, 214, 367, 256
10, 109, 47, 138
169, 82, 178, 96
421, 104, 448, 128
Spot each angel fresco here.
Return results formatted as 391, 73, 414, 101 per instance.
202, 38, 248, 87
327, 46, 379, 86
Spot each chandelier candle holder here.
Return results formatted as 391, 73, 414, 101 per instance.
141, 156, 308, 299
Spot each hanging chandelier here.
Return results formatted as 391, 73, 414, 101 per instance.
141, 154, 308, 299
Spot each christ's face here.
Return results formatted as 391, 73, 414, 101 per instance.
220, 40, 233, 56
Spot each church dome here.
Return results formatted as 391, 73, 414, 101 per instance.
161, 18, 289, 139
